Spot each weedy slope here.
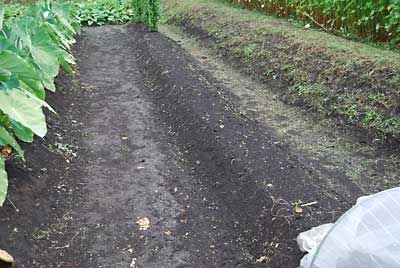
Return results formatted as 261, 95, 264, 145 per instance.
163, 0, 400, 142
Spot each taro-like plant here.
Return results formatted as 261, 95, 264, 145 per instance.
0, 0, 80, 206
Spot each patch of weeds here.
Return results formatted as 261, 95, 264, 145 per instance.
263, 69, 276, 77
367, 93, 385, 102
208, 28, 221, 37
287, 69, 308, 83
362, 111, 383, 125
389, 75, 400, 88
366, 93, 390, 109
290, 83, 328, 112
227, 36, 243, 47
379, 118, 400, 137
329, 43, 351, 53
255, 49, 273, 58
281, 64, 294, 72
332, 103, 361, 124
345, 105, 361, 124
241, 44, 257, 58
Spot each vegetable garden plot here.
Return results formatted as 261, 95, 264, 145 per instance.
0, 0, 161, 208
76, 0, 135, 26
75, 0, 160, 30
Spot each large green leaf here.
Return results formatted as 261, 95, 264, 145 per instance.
0, 69, 11, 82
7, 17, 33, 50
45, 22, 73, 50
30, 28, 60, 80
10, 119, 34, 143
0, 156, 7, 206
53, 5, 76, 35
41, 75, 56, 92
0, 34, 24, 56
59, 50, 75, 75
0, 75, 19, 91
0, 7, 4, 31
20, 79, 46, 100
0, 51, 38, 80
0, 124, 23, 158
0, 89, 53, 137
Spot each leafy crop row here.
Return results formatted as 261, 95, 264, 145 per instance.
0, 0, 80, 206
75, 0, 160, 29
228, 0, 400, 44
76, 0, 135, 26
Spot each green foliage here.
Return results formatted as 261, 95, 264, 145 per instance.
0, 0, 79, 206
229, 0, 400, 44
4, 3, 26, 20
0, 157, 7, 206
133, 0, 160, 30
75, 0, 160, 29
75, 0, 135, 26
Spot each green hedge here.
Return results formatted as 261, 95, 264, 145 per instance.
229, 0, 400, 44
132, 0, 160, 30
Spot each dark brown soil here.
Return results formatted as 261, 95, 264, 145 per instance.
130, 24, 360, 267
0, 24, 386, 268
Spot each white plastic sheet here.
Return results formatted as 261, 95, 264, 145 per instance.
303, 187, 400, 268
297, 224, 334, 268
297, 223, 334, 253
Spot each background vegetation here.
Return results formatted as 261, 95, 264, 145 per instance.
228, 0, 400, 45
5, 0, 160, 29
75, 0, 135, 26
132, 0, 160, 30
164, 0, 400, 141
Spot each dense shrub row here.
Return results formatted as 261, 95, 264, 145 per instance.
133, 0, 160, 30
229, 0, 400, 44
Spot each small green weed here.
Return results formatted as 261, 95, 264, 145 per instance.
242, 44, 257, 58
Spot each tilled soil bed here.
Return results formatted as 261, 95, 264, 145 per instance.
0, 24, 398, 268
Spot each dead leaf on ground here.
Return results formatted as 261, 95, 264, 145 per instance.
1, 147, 12, 157
0, 249, 14, 263
164, 230, 172, 236
256, 255, 268, 263
295, 205, 303, 213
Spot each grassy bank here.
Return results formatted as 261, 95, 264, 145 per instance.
162, 0, 400, 141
